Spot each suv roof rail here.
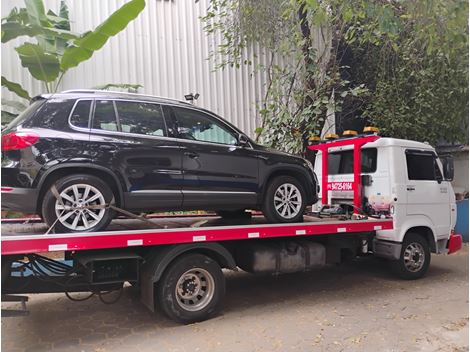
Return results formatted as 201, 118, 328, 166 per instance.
60, 89, 190, 104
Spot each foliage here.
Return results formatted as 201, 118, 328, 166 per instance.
202, 0, 468, 153
1, 76, 31, 100
1, 0, 146, 95
342, 0, 468, 145
93, 83, 143, 93
202, 0, 369, 155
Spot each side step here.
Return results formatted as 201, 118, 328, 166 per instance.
1, 294, 29, 317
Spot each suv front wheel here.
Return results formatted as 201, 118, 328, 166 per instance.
263, 175, 306, 223
42, 174, 115, 233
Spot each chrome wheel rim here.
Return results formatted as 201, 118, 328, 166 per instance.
54, 184, 106, 231
273, 183, 302, 219
175, 268, 215, 312
403, 242, 425, 272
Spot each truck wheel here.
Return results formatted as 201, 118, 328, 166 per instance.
391, 233, 431, 280
263, 176, 306, 223
156, 253, 225, 324
42, 174, 115, 233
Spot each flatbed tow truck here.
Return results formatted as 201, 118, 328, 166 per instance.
1, 133, 462, 323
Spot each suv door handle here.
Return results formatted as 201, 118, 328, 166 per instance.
407, 186, 415, 191
184, 151, 199, 159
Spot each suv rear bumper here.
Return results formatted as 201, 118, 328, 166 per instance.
1, 187, 39, 213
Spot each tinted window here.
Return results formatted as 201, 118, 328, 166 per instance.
93, 100, 118, 131
115, 101, 166, 136
22, 99, 75, 130
406, 152, 439, 180
70, 100, 91, 128
173, 107, 237, 145
328, 148, 377, 174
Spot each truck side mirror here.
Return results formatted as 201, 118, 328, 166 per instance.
441, 155, 454, 181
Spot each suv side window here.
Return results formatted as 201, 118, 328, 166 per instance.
328, 148, 377, 174
173, 107, 238, 145
406, 151, 440, 181
115, 101, 166, 136
70, 100, 91, 128
93, 100, 118, 131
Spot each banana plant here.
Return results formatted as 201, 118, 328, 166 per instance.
1, 0, 146, 96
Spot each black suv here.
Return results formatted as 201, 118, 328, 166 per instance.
2, 90, 318, 233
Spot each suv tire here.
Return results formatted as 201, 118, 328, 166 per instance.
263, 175, 306, 223
42, 174, 115, 233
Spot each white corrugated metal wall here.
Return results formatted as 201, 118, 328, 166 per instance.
1, 0, 325, 137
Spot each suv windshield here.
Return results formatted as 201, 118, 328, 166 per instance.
3, 99, 45, 132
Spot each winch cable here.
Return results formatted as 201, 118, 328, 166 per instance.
46, 185, 161, 234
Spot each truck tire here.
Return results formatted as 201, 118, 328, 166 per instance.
391, 233, 431, 280
42, 174, 115, 233
263, 176, 306, 223
156, 253, 225, 324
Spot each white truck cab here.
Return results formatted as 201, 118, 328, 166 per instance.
313, 136, 458, 265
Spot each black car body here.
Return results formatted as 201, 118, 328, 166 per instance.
2, 90, 318, 232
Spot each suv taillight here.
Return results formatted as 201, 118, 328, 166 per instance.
1, 132, 39, 151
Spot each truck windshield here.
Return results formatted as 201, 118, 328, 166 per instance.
328, 148, 377, 174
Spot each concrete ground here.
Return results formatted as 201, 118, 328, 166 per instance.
2, 245, 468, 352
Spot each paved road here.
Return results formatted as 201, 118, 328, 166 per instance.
2, 245, 468, 352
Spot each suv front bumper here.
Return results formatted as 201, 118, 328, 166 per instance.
1, 187, 39, 213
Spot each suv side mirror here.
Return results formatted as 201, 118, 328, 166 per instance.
441, 155, 454, 181
238, 134, 249, 147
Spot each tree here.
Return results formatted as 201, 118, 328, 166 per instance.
341, 0, 468, 145
202, 0, 369, 155
202, 0, 468, 153
1, 0, 146, 122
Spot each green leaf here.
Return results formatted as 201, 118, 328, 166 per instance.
1, 22, 78, 43
1, 98, 28, 114
1, 110, 18, 127
1, 76, 31, 100
24, 0, 51, 28
3, 7, 29, 24
1, 22, 41, 42
61, 0, 146, 70
15, 43, 60, 82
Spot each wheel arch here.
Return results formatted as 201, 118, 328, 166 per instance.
403, 226, 436, 253
261, 167, 315, 204
35, 164, 124, 214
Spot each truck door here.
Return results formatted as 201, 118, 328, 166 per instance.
405, 149, 451, 238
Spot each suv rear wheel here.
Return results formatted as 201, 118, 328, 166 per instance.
42, 174, 115, 233
263, 175, 306, 223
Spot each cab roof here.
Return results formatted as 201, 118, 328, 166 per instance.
316, 137, 436, 153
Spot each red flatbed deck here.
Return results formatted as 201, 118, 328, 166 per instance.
1, 215, 394, 255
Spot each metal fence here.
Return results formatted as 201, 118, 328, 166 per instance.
1, 0, 324, 137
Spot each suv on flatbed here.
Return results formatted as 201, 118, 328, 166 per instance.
2, 90, 318, 233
